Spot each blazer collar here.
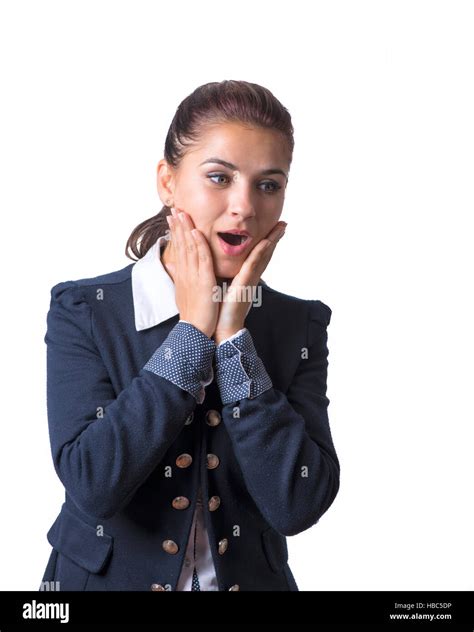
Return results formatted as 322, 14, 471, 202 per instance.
131, 235, 178, 332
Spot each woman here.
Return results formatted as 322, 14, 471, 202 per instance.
39, 79, 340, 592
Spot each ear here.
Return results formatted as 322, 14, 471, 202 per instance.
156, 159, 176, 206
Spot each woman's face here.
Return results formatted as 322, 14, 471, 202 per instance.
157, 121, 290, 280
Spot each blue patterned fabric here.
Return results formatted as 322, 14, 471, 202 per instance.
143, 321, 272, 405
143, 321, 215, 405
215, 328, 273, 404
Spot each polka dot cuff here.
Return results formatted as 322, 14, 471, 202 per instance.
143, 321, 216, 405
215, 328, 273, 404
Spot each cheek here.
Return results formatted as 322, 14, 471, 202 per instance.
257, 217, 282, 240
175, 204, 218, 234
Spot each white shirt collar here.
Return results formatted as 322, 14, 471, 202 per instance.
131, 235, 178, 331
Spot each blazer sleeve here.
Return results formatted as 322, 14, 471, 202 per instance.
217, 300, 340, 536
44, 281, 203, 520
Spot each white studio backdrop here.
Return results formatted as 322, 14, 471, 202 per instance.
0, 0, 472, 591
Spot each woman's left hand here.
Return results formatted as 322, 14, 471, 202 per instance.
213, 221, 287, 345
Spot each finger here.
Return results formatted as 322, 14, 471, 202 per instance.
165, 214, 175, 249
258, 221, 287, 258
169, 207, 185, 269
177, 211, 199, 274
265, 221, 287, 245
190, 229, 216, 283
165, 214, 181, 272
238, 223, 286, 284
249, 221, 286, 260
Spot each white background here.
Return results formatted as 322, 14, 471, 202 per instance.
0, 0, 472, 591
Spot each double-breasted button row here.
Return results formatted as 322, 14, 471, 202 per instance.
163, 535, 227, 559
151, 580, 240, 591
184, 410, 221, 426
172, 494, 220, 512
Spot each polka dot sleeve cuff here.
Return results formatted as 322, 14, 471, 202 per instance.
214, 328, 273, 404
143, 321, 216, 405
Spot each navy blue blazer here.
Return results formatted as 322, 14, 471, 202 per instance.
39, 261, 340, 592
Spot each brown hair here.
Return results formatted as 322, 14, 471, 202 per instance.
125, 79, 294, 261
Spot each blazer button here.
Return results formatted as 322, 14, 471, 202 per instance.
218, 538, 228, 555
228, 584, 240, 591
162, 540, 179, 554
172, 496, 190, 510
176, 453, 193, 468
151, 583, 166, 591
184, 412, 194, 425
208, 495, 221, 512
205, 409, 221, 427
207, 453, 220, 469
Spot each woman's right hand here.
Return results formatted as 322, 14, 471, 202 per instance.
165, 208, 219, 339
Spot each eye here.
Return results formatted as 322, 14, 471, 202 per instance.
260, 181, 282, 194
206, 173, 282, 194
207, 173, 229, 185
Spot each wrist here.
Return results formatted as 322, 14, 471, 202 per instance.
213, 326, 245, 346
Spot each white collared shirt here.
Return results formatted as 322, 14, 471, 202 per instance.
131, 234, 219, 591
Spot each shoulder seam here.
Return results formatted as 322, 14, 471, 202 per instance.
309, 299, 332, 327
50, 263, 134, 291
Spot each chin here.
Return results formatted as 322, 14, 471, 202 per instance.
210, 251, 238, 279
214, 261, 240, 281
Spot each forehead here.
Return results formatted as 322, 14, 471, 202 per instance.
184, 121, 289, 168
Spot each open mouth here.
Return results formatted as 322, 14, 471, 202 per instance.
217, 232, 249, 246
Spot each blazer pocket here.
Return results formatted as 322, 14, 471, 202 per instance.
47, 502, 113, 582
261, 527, 289, 574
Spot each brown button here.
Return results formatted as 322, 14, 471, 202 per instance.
208, 495, 221, 512
218, 538, 228, 555
207, 453, 220, 469
162, 540, 179, 554
205, 409, 221, 427
184, 412, 194, 425
228, 584, 240, 591
172, 496, 190, 510
176, 453, 193, 468
151, 583, 166, 591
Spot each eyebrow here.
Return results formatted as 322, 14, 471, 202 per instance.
199, 157, 288, 182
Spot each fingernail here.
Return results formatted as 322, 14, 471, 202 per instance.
178, 212, 185, 222
171, 207, 177, 217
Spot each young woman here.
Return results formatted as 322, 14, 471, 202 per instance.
39, 79, 340, 592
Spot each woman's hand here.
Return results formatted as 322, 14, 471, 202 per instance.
165, 208, 219, 339
213, 221, 287, 345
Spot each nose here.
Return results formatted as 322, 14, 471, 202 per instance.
227, 188, 256, 222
